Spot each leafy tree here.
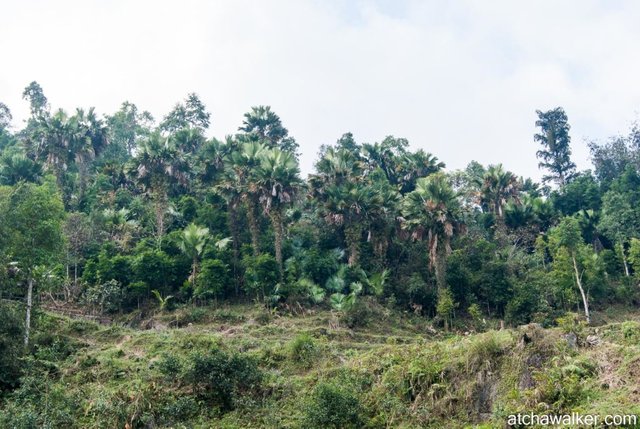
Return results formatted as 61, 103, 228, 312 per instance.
106, 101, 154, 157
0, 182, 65, 345
598, 168, 640, 277
588, 125, 640, 189
548, 217, 592, 324
551, 171, 601, 216
535, 107, 576, 186
0, 303, 23, 393
196, 259, 230, 300
22, 81, 49, 118
0, 102, 12, 131
160, 93, 211, 132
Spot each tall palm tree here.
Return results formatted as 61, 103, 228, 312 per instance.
401, 173, 462, 292
310, 147, 377, 266
399, 149, 445, 194
178, 223, 210, 288
226, 141, 266, 256
239, 106, 288, 147
131, 132, 188, 241
476, 164, 520, 218
255, 148, 302, 277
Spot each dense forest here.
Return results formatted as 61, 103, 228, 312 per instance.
1, 81, 640, 427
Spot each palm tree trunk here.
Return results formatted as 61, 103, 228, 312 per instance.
572, 253, 590, 324
24, 277, 34, 346
245, 198, 261, 256
228, 201, 241, 294
154, 189, 168, 243
434, 247, 447, 292
270, 209, 284, 280
192, 256, 198, 288
345, 222, 361, 267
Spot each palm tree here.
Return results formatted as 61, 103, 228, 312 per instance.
226, 141, 266, 256
255, 148, 302, 277
399, 149, 445, 194
476, 164, 520, 218
310, 147, 379, 266
178, 223, 210, 289
401, 173, 462, 292
131, 132, 188, 241
0, 153, 43, 185
239, 106, 288, 147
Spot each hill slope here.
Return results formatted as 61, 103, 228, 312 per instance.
2, 303, 640, 428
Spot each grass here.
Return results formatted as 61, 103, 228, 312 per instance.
2, 304, 640, 428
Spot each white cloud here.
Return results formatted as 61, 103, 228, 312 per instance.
1, 0, 640, 180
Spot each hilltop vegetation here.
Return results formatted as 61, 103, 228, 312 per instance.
1, 83, 640, 427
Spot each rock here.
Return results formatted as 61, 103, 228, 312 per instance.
565, 332, 578, 349
586, 335, 601, 346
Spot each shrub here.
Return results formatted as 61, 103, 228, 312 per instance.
243, 254, 279, 299
0, 303, 23, 393
85, 279, 123, 313
184, 348, 263, 411
304, 382, 364, 429
157, 353, 183, 381
621, 321, 640, 345
195, 259, 230, 300
289, 333, 317, 367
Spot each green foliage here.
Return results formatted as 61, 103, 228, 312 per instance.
289, 333, 318, 367
0, 303, 23, 393
195, 259, 230, 300
534, 107, 576, 186
84, 279, 123, 313
133, 249, 176, 295
304, 382, 364, 429
184, 348, 263, 411
436, 288, 456, 328
243, 253, 279, 299
152, 289, 175, 311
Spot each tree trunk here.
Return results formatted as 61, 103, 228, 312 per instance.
270, 209, 284, 280
245, 198, 261, 256
228, 201, 241, 295
154, 189, 168, 244
434, 248, 447, 292
620, 243, 630, 277
192, 256, 198, 288
572, 253, 590, 324
24, 277, 34, 347
345, 222, 361, 267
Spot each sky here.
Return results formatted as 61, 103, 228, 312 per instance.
2, 0, 640, 180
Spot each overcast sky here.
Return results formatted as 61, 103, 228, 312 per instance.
2, 0, 640, 179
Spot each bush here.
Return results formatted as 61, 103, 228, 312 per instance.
84, 279, 123, 313
243, 254, 279, 299
304, 382, 364, 429
195, 259, 230, 300
0, 303, 23, 393
184, 348, 263, 411
157, 353, 183, 381
289, 333, 317, 367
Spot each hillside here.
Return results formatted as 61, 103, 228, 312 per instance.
2, 303, 640, 428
